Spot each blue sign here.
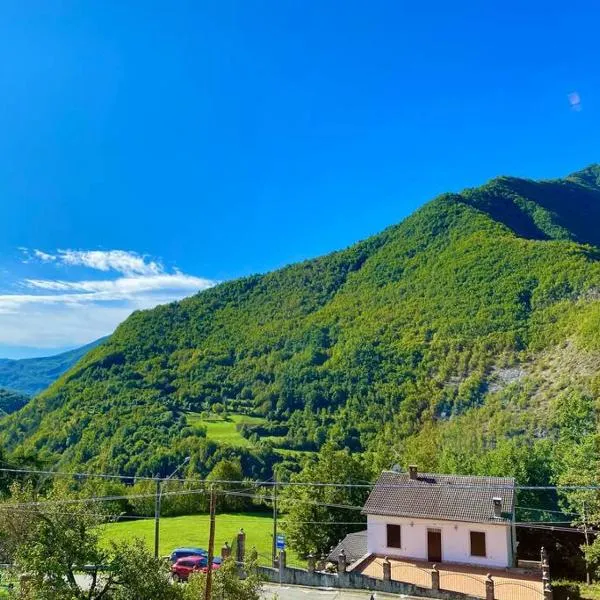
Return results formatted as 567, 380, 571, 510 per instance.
276, 534, 285, 550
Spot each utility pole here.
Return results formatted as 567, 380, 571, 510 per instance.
154, 478, 161, 559
205, 486, 217, 600
272, 479, 278, 566
582, 500, 591, 585
154, 456, 190, 560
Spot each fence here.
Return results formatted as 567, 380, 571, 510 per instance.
227, 531, 550, 600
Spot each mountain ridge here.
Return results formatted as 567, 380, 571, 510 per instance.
0, 337, 108, 397
1, 166, 598, 483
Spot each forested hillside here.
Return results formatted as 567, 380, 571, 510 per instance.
0, 389, 29, 416
0, 337, 106, 396
1, 166, 599, 485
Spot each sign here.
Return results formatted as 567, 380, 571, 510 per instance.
276, 534, 285, 550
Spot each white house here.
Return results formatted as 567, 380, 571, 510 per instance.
360, 466, 516, 568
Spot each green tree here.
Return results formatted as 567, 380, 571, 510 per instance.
280, 442, 369, 556
182, 557, 264, 600
207, 459, 250, 512
0, 482, 181, 600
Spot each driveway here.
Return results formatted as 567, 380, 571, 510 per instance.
263, 584, 412, 599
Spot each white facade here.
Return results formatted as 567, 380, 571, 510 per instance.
367, 514, 513, 568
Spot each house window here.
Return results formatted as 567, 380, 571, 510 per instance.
386, 524, 401, 548
470, 531, 486, 557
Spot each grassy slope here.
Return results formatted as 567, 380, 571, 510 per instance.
186, 413, 266, 447
1, 166, 599, 478
101, 513, 302, 566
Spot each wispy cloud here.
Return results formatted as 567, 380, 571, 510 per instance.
29, 249, 162, 276
0, 249, 217, 350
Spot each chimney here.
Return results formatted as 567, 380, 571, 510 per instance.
492, 497, 502, 518
408, 465, 418, 480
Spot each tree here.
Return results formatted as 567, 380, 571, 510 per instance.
556, 434, 600, 581
0, 482, 182, 600
182, 557, 264, 600
207, 459, 250, 512
280, 442, 369, 556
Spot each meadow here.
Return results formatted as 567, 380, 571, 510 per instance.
101, 512, 303, 567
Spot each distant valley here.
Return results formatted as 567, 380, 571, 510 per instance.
0, 337, 106, 397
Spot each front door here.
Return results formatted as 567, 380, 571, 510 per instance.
427, 529, 442, 562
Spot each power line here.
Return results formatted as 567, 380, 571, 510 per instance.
2, 465, 600, 491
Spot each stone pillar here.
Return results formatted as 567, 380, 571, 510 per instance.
382, 557, 391, 582
236, 529, 246, 563
544, 581, 553, 600
221, 541, 231, 560
317, 555, 327, 571
486, 574, 494, 600
279, 549, 287, 569
307, 553, 316, 574
541, 546, 550, 581
431, 564, 440, 591
338, 549, 347, 574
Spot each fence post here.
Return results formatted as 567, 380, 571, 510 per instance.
541, 546, 550, 580
338, 549, 347, 574
544, 580, 553, 600
236, 529, 246, 563
486, 574, 494, 600
431, 564, 440, 591
279, 549, 287, 569
221, 541, 231, 560
317, 554, 327, 571
307, 553, 316, 573
383, 557, 391, 582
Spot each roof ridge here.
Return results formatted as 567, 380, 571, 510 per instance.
380, 470, 515, 482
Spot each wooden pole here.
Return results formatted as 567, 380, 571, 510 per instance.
583, 500, 591, 585
154, 478, 161, 559
272, 479, 278, 566
205, 486, 217, 600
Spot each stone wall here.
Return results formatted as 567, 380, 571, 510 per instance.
256, 565, 483, 600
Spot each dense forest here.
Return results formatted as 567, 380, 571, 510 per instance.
0, 166, 599, 497
0, 389, 29, 416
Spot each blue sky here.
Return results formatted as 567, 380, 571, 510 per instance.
0, 1, 597, 357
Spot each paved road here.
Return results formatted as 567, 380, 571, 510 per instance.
263, 584, 409, 599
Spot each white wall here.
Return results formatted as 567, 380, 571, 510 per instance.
367, 514, 512, 568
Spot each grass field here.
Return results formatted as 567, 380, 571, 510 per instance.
101, 512, 302, 567
185, 412, 315, 459
186, 413, 266, 447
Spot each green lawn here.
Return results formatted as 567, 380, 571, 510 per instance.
101, 512, 302, 567
186, 413, 266, 447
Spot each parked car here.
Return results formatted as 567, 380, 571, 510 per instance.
169, 547, 207, 563
171, 555, 221, 581
200, 556, 222, 574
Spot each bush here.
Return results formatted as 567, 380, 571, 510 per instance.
553, 583, 581, 600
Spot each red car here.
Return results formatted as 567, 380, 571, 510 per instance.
171, 555, 222, 581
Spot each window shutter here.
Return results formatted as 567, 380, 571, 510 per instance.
470, 531, 486, 557
386, 524, 401, 548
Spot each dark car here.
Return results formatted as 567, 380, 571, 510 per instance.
169, 547, 207, 563
171, 555, 221, 581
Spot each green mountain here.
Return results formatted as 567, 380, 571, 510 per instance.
0, 338, 107, 397
0, 389, 29, 416
1, 166, 599, 482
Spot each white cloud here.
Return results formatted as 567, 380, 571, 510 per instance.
1, 249, 218, 349
33, 250, 57, 262
31, 249, 162, 276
